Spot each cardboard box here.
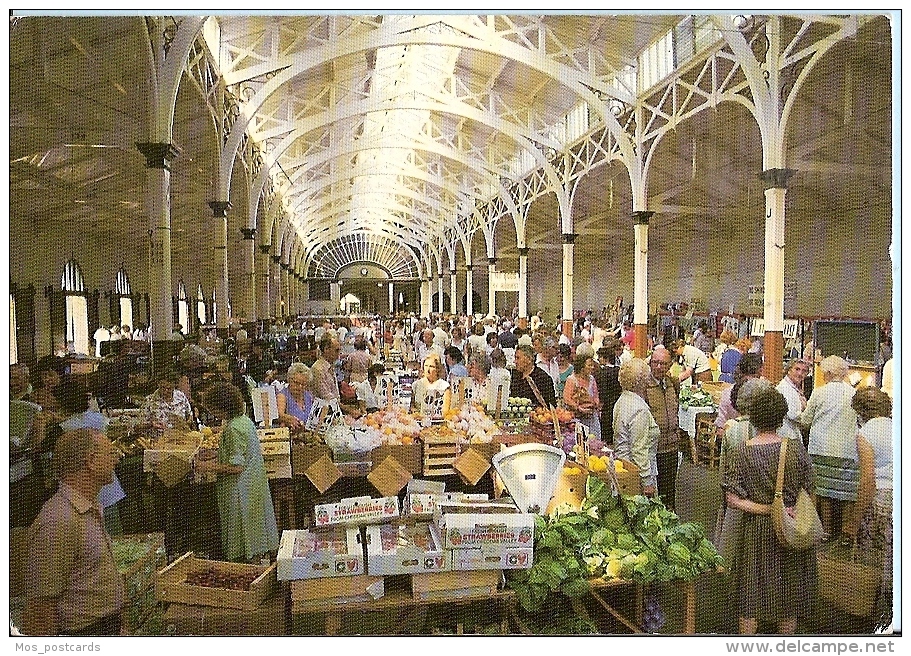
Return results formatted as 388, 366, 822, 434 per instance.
367, 455, 412, 497
449, 546, 533, 570
410, 569, 502, 601
155, 552, 277, 610
453, 446, 493, 486
304, 454, 342, 493
290, 574, 384, 604
291, 443, 333, 475
371, 443, 423, 475
313, 495, 400, 527
277, 528, 365, 581
365, 522, 450, 575
163, 593, 285, 636
143, 437, 200, 474
406, 492, 489, 518
439, 511, 535, 550
594, 458, 641, 496
153, 453, 194, 487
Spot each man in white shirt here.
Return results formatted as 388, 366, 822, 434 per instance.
776, 358, 811, 445
535, 337, 560, 388
92, 326, 111, 358
432, 321, 450, 350
415, 329, 441, 364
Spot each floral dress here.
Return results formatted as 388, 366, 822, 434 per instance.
216, 415, 279, 562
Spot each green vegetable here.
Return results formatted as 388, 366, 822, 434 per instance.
506, 475, 722, 614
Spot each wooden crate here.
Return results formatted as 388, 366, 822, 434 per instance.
422, 434, 461, 476
155, 552, 277, 611
290, 574, 384, 604
694, 412, 721, 468
264, 453, 292, 479
411, 569, 502, 601
163, 592, 286, 636
371, 443, 423, 475
258, 427, 290, 443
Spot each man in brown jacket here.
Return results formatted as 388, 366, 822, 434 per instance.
644, 346, 681, 510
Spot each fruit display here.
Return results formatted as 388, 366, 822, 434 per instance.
360, 407, 423, 445
378, 523, 434, 552
292, 530, 350, 558
490, 397, 534, 420
529, 406, 574, 426
185, 567, 261, 591
187, 426, 219, 450
443, 404, 501, 444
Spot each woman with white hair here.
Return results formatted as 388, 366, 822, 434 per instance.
276, 362, 314, 430
613, 358, 660, 497
798, 355, 859, 541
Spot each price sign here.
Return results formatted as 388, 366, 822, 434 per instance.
421, 390, 446, 420
377, 374, 400, 409
449, 376, 472, 408
305, 398, 344, 433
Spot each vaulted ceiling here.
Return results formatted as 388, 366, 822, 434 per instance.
9, 13, 893, 316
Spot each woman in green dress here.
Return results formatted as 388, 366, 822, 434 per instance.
198, 382, 279, 563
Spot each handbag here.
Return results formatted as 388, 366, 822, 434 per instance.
771, 439, 824, 550
817, 540, 881, 616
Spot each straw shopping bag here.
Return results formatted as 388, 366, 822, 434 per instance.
770, 439, 824, 551
817, 540, 881, 617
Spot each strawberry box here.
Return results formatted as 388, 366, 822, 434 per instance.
449, 545, 534, 571
276, 528, 365, 581
313, 495, 400, 527
439, 511, 535, 550
406, 492, 489, 518
364, 521, 449, 576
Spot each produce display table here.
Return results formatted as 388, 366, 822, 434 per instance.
587, 576, 697, 635
290, 576, 515, 635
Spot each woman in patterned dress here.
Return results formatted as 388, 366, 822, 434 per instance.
724, 386, 816, 635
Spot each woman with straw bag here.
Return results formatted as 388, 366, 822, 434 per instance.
828, 386, 893, 628
724, 386, 817, 635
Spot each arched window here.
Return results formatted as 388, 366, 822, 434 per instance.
61, 259, 89, 354
10, 294, 17, 364
196, 283, 207, 326
177, 281, 189, 335
115, 266, 133, 331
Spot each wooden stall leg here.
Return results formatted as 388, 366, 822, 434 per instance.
682, 578, 696, 634
325, 612, 341, 636
635, 584, 644, 629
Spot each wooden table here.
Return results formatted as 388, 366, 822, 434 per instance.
290, 577, 515, 635
587, 576, 697, 634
